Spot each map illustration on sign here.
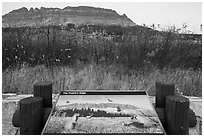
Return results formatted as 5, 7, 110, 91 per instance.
42, 91, 165, 134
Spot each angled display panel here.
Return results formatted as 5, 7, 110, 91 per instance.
42, 90, 165, 135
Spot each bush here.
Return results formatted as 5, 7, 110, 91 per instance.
2, 25, 202, 70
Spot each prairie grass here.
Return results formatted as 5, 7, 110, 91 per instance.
2, 63, 202, 97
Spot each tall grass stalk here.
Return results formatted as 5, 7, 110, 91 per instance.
2, 63, 202, 97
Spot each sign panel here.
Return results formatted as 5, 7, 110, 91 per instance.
42, 90, 165, 135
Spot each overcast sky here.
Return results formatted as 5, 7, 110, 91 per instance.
2, 1, 202, 34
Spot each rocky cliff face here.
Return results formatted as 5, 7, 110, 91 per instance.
2, 6, 136, 27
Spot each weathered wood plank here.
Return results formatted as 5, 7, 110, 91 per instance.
155, 108, 165, 127
155, 82, 175, 108
43, 108, 52, 125
166, 95, 189, 135
33, 82, 52, 108
20, 97, 43, 135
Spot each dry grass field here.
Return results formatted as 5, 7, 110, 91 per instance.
2, 63, 202, 96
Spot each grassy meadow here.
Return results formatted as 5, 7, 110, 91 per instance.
2, 25, 202, 97
2, 63, 202, 96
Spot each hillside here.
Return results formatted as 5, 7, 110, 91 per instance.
2, 6, 136, 27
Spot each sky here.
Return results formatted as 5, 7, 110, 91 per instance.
1, 1, 202, 34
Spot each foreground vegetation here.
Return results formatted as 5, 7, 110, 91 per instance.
2, 63, 201, 96
2, 24, 202, 96
2, 24, 202, 70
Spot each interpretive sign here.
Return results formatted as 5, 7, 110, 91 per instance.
42, 90, 165, 135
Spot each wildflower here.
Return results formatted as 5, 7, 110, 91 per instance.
55, 59, 60, 62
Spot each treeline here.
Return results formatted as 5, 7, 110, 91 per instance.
54, 107, 131, 117
2, 24, 202, 70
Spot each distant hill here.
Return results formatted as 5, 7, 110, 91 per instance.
2, 6, 136, 28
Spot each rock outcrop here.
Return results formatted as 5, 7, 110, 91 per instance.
2, 6, 136, 27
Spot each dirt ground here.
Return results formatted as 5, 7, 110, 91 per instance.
2, 102, 18, 135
